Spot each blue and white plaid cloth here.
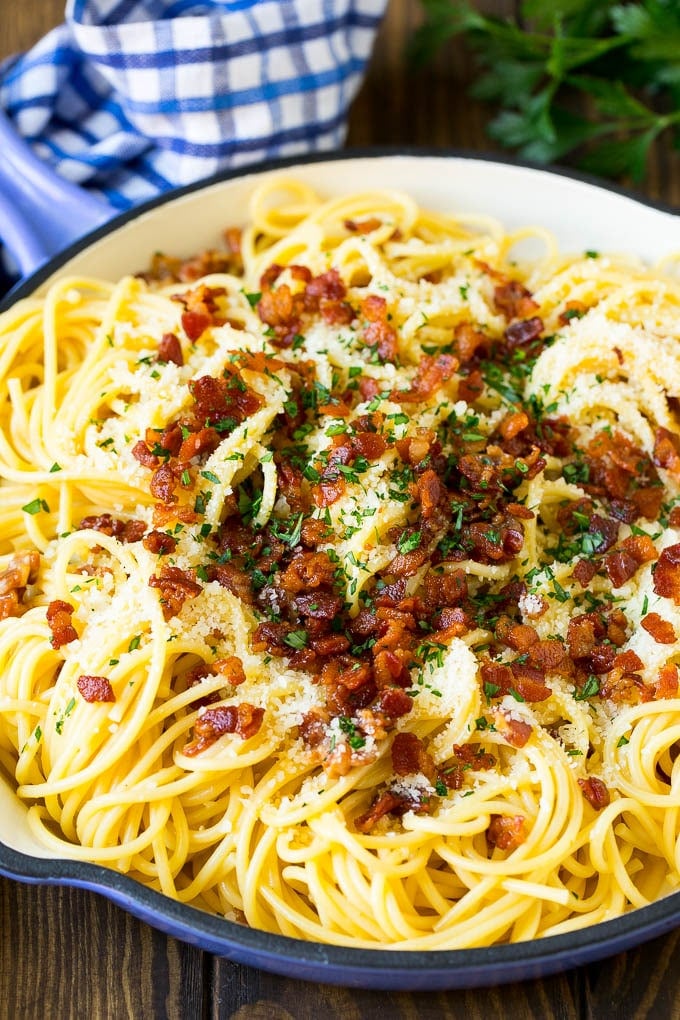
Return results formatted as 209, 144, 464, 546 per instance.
0, 0, 387, 213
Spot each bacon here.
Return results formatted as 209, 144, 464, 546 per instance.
567, 615, 598, 658
149, 463, 178, 503
131, 440, 158, 468
0, 550, 40, 622
148, 565, 202, 619
212, 655, 247, 686
152, 504, 199, 527
604, 549, 639, 588
360, 294, 398, 362
391, 731, 437, 783
499, 411, 529, 441
175, 284, 225, 341
578, 776, 610, 810
453, 321, 490, 363
422, 568, 467, 610
374, 687, 413, 720
654, 663, 679, 699
294, 592, 343, 620
458, 369, 484, 403
78, 514, 145, 544
280, 551, 337, 593
493, 280, 538, 320
393, 353, 458, 403
344, 217, 382, 234
77, 674, 115, 703
354, 790, 410, 833
299, 709, 329, 748
492, 711, 533, 748
480, 659, 551, 702
487, 815, 526, 851
653, 426, 680, 477
142, 530, 178, 555
209, 562, 254, 605
652, 543, 680, 603
504, 316, 544, 348
641, 613, 676, 644
189, 369, 261, 425
572, 558, 597, 587
46, 599, 78, 648
158, 331, 184, 366
415, 469, 443, 519
184, 702, 264, 755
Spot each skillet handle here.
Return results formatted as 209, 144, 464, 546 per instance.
0, 109, 112, 278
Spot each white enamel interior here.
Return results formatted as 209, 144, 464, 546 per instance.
3, 154, 678, 860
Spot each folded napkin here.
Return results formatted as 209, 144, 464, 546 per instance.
0, 0, 387, 213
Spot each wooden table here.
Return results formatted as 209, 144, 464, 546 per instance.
1, 3, 680, 1017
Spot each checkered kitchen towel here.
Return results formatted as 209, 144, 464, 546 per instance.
0, 0, 388, 213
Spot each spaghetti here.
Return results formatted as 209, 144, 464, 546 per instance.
2, 178, 680, 948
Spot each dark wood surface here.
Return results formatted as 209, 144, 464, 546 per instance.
1, 3, 680, 1017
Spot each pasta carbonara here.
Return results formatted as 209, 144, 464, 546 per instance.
2, 178, 680, 949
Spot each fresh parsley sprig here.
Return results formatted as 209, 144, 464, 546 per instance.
411, 0, 680, 182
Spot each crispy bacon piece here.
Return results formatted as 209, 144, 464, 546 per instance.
0, 551, 40, 621
142, 530, 178, 555
299, 708, 329, 748
152, 504, 199, 527
46, 599, 78, 648
354, 791, 411, 833
175, 284, 225, 341
480, 659, 551, 702
578, 776, 610, 810
393, 353, 458, 403
391, 732, 437, 782
652, 543, 680, 603
158, 331, 184, 366
360, 294, 398, 363
604, 549, 639, 588
492, 710, 533, 747
77, 674, 115, 703
493, 280, 538, 320
654, 663, 679, 699
149, 566, 202, 619
487, 815, 526, 850
344, 217, 382, 234
453, 321, 490, 363
504, 316, 544, 348
212, 655, 247, 686
184, 702, 264, 755
189, 368, 261, 425
131, 440, 158, 468
641, 613, 676, 644
78, 514, 145, 544
149, 463, 179, 504
653, 426, 680, 477
572, 558, 597, 587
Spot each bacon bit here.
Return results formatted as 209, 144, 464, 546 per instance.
604, 548, 639, 588
505, 316, 544, 348
354, 791, 410, 833
152, 504, 199, 527
422, 568, 467, 610
280, 551, 337, 594
150, 462, 179, 504
391, 731, 437, 782
578, 777, 610, 810
209, 562, 254, 605
189, 369, 262, 425
641, 613, 676, 644
46, 599, 78, 648
360, 294, 398, 362
344, 217, 382, 234
613, 649, 644, 673
0, 550, 40, 621
184, 702, 264, 756
654, 663, 679, 699
77, 675, 115, 702
374, 687, 413, 720
567, 615, 597, 659
573, 558, 598, 587
415, 469, 442, 518
622, 534, 657, 565
487, 815, 526, 851
175, 284, 225, 341
393, 353, 459, 403
212, 655, 247, 685
492, 710, 533, 748
480, 659, 551, 702
654, 426, 680, 477
148, 565, 202, 619
142, 530, 178, 555
78, 514, 145, 544
158, 331, 184, 366
131, 440, 159, 468
396, 427, 437, 466
453, 321, 490, 363
458, 369, 484, 403
499, 411, 530, 441
493, 280, 538, 320
177, 427, 220, 463
669, 507, 680, 528
299, 709, 329, 748
652, 543, 680, 603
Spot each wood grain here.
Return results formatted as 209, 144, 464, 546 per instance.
1, 2, 680, 1018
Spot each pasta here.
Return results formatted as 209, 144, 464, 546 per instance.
2, 176, 680, 949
